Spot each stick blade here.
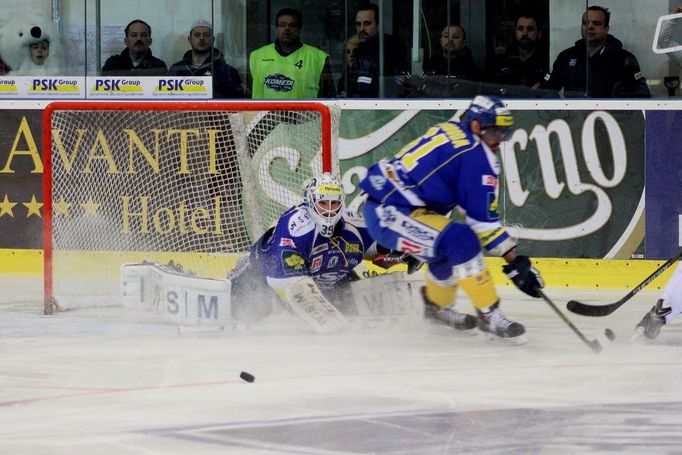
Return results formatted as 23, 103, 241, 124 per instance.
566, 299, 618, 317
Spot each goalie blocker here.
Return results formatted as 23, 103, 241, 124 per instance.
121, 262, 422, 331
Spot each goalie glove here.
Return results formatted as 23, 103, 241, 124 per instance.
372, 252, 425, 275
502, 255, 544, 298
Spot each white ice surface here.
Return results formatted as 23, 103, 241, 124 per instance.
1, 275, 681, 454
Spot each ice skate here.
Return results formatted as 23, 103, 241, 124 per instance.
421, 287, 477, 332
635, 299, 671, 340
477, 303, 527, 345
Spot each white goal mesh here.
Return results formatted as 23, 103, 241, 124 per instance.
43, 101, 339, 314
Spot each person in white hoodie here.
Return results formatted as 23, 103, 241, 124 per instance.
0, 15, 64, 76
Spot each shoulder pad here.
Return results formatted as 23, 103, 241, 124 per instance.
286, 206, 315, 237
342, 209, 366, 228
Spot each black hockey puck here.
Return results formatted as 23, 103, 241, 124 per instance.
604, 328, 616, 341
239, 371, 255, 383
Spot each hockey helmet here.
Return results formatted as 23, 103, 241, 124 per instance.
303, 173, 345, 237
463, 95, 514, 131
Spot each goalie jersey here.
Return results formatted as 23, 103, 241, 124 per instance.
251, 204, 375, 295
358, 120, 513, 256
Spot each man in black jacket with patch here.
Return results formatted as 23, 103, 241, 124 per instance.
543, 5, 650, 98
168, 19, 245, 98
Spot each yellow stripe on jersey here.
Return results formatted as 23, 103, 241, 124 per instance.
410, 208, 451, 231
477, 226, 507, 248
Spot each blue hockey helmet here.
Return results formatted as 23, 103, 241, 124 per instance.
463, 95, 514, 130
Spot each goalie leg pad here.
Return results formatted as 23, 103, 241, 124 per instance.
350, 272, 424, 324
121, 262, 232, 327
282, 277, 348, 334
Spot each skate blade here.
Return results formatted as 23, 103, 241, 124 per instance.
630, 327, 656, 344
482, 331, 528, 346
457, 326, 479, 336
427, 318, 479, 335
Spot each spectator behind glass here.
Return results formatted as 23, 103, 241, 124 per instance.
0, 58, 8, 75
101, 19, 167, 76
0, 15, 64, 76
18, 39, 59, 75
351, 2, 408, 97
492, 14, 548, 88
422, 25, 480, 81
168, 20, 245, 98
543, 5, 650, 98
30, 40, 49, 65
249, 8, 335, 99
337, 34, 361, 97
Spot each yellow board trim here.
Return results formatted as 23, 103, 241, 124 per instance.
0, 249, 676, 291
362, 257, 676, 291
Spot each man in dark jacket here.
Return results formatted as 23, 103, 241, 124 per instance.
423, 25, 480, 81
168, 19, 245, 98
493, 14, 548, 88
348, 3, 408, 98
543, 5, 650, 98
101, 19, 167, 76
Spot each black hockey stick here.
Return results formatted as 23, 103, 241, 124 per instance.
566, 249, 682, 317
537, 289, 614, 353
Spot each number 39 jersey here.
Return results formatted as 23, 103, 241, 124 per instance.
358, 120, 512, 256
253, 204, 375, 294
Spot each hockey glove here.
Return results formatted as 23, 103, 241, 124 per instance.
502, 255, 544, 298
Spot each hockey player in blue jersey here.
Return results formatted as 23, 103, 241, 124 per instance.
229, 172, 420, 324
359, 95, 544, 343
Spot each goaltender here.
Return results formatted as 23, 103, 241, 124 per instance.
228, 172, 423, 329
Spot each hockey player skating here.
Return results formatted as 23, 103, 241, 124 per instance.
228, 172, 422, 330
359, 95, 544, 343
635, 262, 682, 339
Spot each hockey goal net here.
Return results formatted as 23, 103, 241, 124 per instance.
43, 101, 339, 314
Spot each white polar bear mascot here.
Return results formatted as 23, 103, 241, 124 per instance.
0, 14, 65, 76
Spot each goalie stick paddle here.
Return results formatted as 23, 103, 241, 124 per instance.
566, 249, 682, 317
537, 289, 614, 354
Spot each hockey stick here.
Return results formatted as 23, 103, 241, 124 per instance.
566, 249, 682, 317
537, 289, 614, 353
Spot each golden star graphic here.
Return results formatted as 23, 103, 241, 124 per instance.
23, 194, 43, 218
53, 197, 72, 216
0, 194, 17, 218
81, 198, 101, 215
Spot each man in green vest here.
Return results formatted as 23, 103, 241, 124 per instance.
249, 8, 335, 99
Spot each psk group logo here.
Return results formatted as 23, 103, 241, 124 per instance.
29, 78, 81, 95
264, 73, 295, 93
0, 79, 18, 95
91, 79, 143, 96
154, 78, 208, 97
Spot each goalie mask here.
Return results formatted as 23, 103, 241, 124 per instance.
303, 173, 345, 237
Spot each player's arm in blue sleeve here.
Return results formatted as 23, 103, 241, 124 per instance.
259, 207, 315, 297
459, 168, 516, 257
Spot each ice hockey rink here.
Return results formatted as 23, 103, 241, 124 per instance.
1, 275, 681, 454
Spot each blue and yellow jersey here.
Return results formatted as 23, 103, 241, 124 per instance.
253, 204, 374, 294
359, 120, 513, 256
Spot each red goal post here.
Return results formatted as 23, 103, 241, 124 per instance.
42, 101, 339, 314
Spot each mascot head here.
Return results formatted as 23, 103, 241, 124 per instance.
0, 15, 65, 76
